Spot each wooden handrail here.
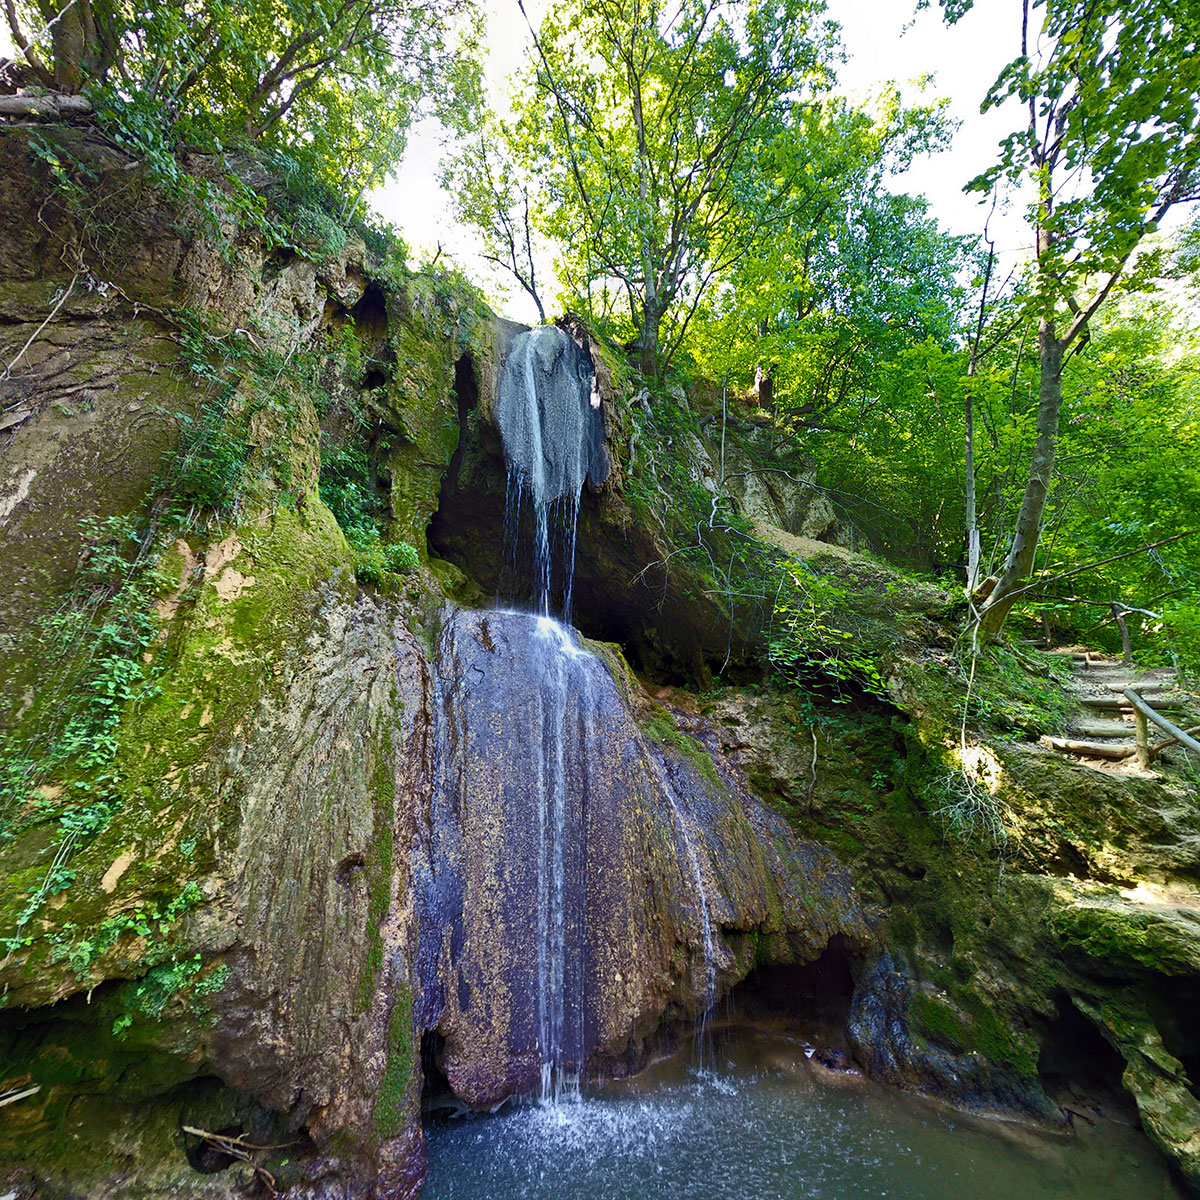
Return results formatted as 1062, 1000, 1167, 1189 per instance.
1123, 687, 1200, 768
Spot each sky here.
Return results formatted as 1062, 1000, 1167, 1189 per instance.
373, 0, 1032, 322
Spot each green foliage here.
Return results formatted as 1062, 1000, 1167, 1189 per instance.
167, 308, 349, 518
686, 95, 965, 423
442, 111, 547, 319
1163, 603, 1200, 682
319, 438, 419, 584
767, 565, 888, 701
110, 956, 229, 1036
29, 882, 206, 973
9, 0, 480, 216
508, 0, 841, 376
289, 205, 349, 263
171, 408, 253, 514
965, 0, 1200, 321
0, 516, 168, 831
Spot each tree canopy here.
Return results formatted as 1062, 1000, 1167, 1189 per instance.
4, 0, 478, 204
507, 0, 841, 378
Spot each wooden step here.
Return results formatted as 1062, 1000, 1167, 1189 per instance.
1076, 664, 1175, 680
1081, 695, 1188, 712
1042, 735, 1134, 759
1068, 719, 1136, 738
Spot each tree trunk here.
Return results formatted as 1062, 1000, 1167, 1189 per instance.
964, 384, 980, 594
754, 364, 773, 411
39, 0, 107, 93
977, 316, 1065, 636
638, 311, 659, 380
50, 5, 86, 92
1112, 602, 1133, 663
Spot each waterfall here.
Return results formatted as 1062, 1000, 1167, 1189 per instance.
495, 325, 605, 1100
424, 323, 716, 1107
496, 325, 605, 619
648, 754, 718, 1051
531, 616, 590, 1102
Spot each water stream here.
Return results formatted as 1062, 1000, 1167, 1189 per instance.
647, 752, 718, 1048
497, 325, 598, 619
530, 614, 590, 1102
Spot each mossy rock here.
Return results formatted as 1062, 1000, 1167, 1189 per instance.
1052, 902, 1200, 977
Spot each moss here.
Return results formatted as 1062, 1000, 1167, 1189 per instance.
640, 708, 722, 788
909, 986, 1038, 1078
120, 502, 350, 798
1051, 904, 1200, 976
582, 636, 639, 710
0, 499, 352, 1004
373, 984, 413, 1140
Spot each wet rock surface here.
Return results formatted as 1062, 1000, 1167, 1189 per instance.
414, 608, 871, 1105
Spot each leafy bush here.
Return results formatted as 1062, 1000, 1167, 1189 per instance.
767, 566, 888, 701
1164, 601, 1200, 682
346, 527, 420, 584
319, 438, 419, 583
290, 205, 349, 263
171, 409, 252, 513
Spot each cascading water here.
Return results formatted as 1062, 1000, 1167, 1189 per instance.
531, 616, 591, 1101
491, 325, 716, 1098
418, 324, 719, 1112
648, 754, 718, 1053
495, 326, 605, 1100
496, 325, 605, 619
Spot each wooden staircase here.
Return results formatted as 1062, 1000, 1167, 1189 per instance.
1040, 649, 1198, 768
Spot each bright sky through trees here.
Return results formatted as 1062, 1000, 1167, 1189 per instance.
373, 0, 1029, 320
0, 0, 1035, 315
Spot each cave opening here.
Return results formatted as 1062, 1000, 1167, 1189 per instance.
185, 1124, 247, 1174
718, 938, 858, 1061
1151, 980, 1200, 1105
1037, 996, 1137, 1123
350, 282, 389, 345
420, 1029, 461, 1118
426, 351, 505, 594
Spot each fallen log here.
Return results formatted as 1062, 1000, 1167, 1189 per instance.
0, 94, 93, 119
1148, 725, 1200, 759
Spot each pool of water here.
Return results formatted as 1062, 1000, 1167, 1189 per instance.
423, 1025, 1183, 1200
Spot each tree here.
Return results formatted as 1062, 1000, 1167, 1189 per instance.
943, 0, 1200, 637
511, 0, 839, 379
3, 0, 477, 204
442, 111, 547, 321
684, 91, 964, 427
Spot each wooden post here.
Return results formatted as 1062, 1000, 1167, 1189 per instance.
1111, 602, 1132, 664
1122, 688, 1200, 767
1132, 695, 1150, 769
